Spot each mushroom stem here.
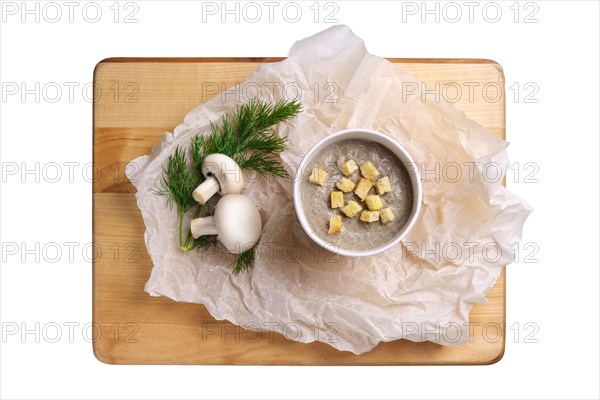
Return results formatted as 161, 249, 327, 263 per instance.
190, 216, 218, 238
192, 176, 220, 204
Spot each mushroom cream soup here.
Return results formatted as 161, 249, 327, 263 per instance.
300, 139, 413, 252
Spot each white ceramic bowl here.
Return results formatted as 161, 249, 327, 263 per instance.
293, 128, 422, 257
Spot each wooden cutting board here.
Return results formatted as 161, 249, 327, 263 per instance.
93, 57, 506, 365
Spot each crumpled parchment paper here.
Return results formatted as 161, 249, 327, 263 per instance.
127, 25, 532, 354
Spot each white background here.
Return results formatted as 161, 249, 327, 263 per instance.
0, 1, 598, 399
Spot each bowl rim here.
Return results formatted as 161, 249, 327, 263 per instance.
293, 128, 422, 258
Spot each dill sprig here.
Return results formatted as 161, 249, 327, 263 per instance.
190, 98, 302, 177
152, 147, 203, 249
232, 246, 256, 275
192, 234, 218, 251
154, 98, 302, 270
153, 147, 200, 213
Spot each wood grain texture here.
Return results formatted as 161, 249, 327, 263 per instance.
93, 58, 506, 365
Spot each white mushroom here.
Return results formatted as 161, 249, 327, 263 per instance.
192, 154, 244, 204
190, 194, 262, 254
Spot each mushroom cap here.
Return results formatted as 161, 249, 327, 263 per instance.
214, 194, 262, 254
201, 153, 244, 196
